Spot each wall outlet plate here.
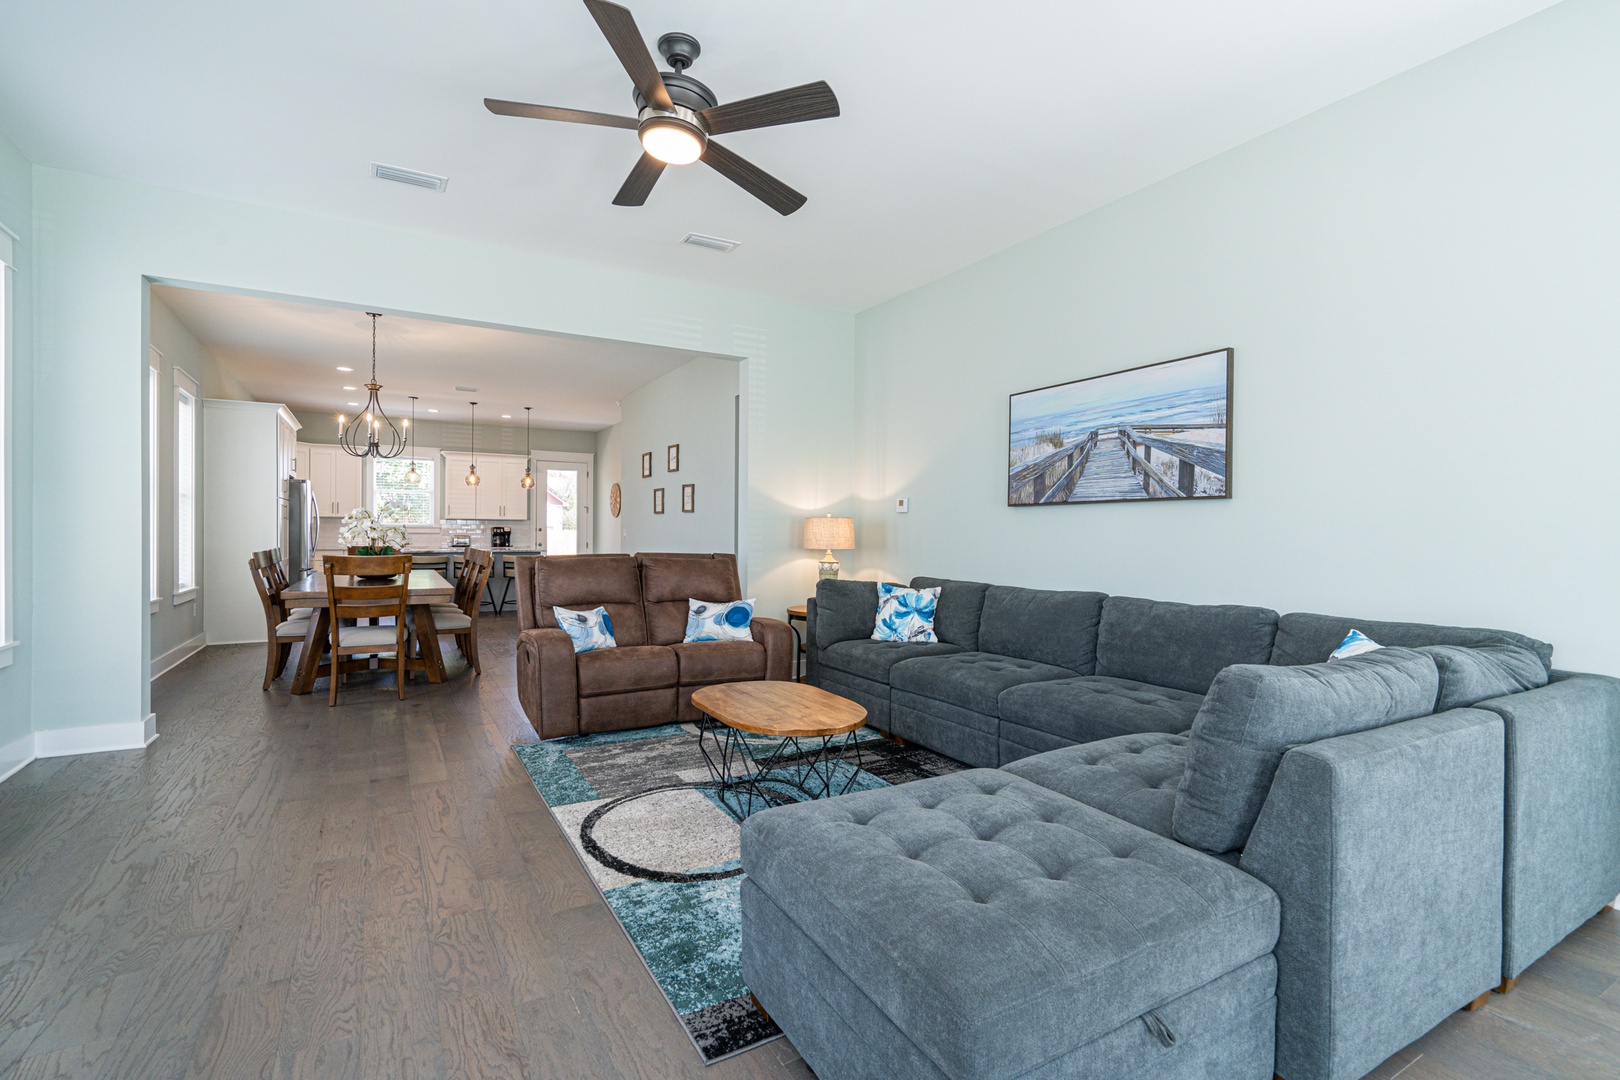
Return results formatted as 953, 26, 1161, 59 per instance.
896, 497, 909, 513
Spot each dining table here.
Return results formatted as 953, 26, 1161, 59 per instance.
280, 568, 457, 695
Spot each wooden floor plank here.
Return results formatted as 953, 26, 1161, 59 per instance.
0, 615, 1611, 1078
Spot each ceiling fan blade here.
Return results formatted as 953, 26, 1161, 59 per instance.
700, 81, 840, 136
484, 98, 638, 130
701, 140, 806, 216
582, 0, 674, 111
612, 153, 666, 206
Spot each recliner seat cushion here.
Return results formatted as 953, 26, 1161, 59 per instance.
740, 770, 1280, 1080
1095, 596, 1280, 695
909, 577, 992, 650
1002, 733, 1191, 838
890, 652, 1077, 717
976, 586, 1106, 672
1271, 612, 1553, 674
575, 645, 678, 696
1172, 649, 1441, 854
668, 640, 765, 685
999, 675, 1205, 746
820, 639, 963, 683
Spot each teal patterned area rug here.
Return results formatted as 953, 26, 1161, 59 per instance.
513, 721, 962, 1064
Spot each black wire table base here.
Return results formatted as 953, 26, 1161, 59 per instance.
695, 718, 866, 822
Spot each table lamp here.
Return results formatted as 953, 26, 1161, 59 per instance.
803, 515, 855, 580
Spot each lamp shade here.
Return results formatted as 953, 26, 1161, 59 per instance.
803, 515, 855, 551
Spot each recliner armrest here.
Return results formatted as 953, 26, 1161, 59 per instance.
1241, 708, 1504, 1080
516, 628, 580, 739
750, 617, 794, 682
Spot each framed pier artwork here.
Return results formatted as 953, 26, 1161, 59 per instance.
1008, 349, 1232, 506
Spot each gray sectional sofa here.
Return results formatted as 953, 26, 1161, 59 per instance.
739, 577, 1620, 1080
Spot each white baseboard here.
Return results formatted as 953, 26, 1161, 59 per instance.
34, 714, 159, 758
0, 731, 33, 784
151, 634, 207, 679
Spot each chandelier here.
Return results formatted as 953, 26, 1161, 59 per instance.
520, 406, 535, 489
338, 313, 405, 459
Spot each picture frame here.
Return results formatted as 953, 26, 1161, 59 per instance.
653, 487, 665, 514
667, 444, 680, 472
681, 483, 695, 513
1008, 348, 1232, 506
641, 452, 653, 479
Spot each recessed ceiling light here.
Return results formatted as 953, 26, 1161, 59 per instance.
347, 401, 361, 407
337, 366, 353, 372
342, 385, 357, 391
427, 408, 439, 413
501, 414, 512, 419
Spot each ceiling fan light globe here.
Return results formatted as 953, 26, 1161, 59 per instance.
640, 120, 703, 165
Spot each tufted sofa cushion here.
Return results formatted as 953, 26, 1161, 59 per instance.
890, 652, 1077, 717
820, 639, 963, 683
1001, 732, 1191, 838
741, 771, 1279, 1080
999, 675, 1206, 747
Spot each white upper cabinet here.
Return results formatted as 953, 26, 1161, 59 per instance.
301, 443, 365, 517
440, 452, 530, 520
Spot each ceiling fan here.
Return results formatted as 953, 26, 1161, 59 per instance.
485, 0, 839, 216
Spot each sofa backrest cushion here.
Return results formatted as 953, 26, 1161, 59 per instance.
1172, 648, 1440, 854
1272, 612, 1553, 675
1420, 643, 1550, 711
528, 554, 648, 647
639, 554, 742, 646
814, 579, 880, 649
1096, 596, 1280, 695
909, 577, 992, 650
977, 586, 1106, 672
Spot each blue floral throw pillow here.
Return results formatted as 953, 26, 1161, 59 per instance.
553, 605, 617, 653
685, 598, 755, 643
872, 583, 942, 643
1329, 628, 1382, 661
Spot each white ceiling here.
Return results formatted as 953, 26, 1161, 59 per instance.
3, 1, 1559, 312
150, 284, 705, 428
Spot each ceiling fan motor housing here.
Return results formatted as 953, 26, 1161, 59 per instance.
634, 70, 716, 114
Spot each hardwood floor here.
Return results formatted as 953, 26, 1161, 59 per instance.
0, 613, 1613, 1078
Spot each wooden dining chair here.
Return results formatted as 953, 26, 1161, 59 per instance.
322, 554, 413, 706
432, 547, 493, 675
250, 551, 309, 690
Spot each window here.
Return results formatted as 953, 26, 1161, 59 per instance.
372, 450, 437, 526
149, 350, 160, 608
0, 224, 11, 663
174, 368, 198, 600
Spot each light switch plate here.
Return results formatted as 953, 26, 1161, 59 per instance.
896, 497, 909, 513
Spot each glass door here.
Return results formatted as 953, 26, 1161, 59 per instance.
533, 458, 591, 554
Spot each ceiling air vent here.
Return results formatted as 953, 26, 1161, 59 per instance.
681, 232, 740, 253
454, 386, 478, 393
371, 162, 449, 192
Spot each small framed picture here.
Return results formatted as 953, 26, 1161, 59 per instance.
681, 483, 695, 513
667, 444, 680, 472
641, 452, 653, 479
653, 487, 665, 514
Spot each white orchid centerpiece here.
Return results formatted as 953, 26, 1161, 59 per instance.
338, 502, 410, 555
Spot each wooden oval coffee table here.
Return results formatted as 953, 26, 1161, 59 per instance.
690, 681, 868, 820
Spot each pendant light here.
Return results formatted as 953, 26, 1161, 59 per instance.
520, 406, 536, 489
339, 313, 405, 459
464, 401, 481, 486
404, 396, 421, 485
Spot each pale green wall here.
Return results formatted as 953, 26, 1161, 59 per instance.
148, 293, 253, 663
0, 131, 32, 752
613, 357, 743, 559
593, 422, 622, 553
27, 168, 855, 733
852, 0, 1620, 674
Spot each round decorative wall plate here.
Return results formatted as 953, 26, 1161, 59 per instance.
610, 482, 622, 517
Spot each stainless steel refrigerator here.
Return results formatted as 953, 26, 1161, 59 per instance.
286, 478, 319, 576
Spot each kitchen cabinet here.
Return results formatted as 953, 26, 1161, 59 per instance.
441, 452, 530, 520
300, 442, 365, 517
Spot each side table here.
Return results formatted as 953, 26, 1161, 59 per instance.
786, 604, 807, 682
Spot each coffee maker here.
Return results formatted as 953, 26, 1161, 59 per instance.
490, 527, 512, 548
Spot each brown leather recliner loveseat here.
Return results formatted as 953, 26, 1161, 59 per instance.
514, 552, 794, 738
